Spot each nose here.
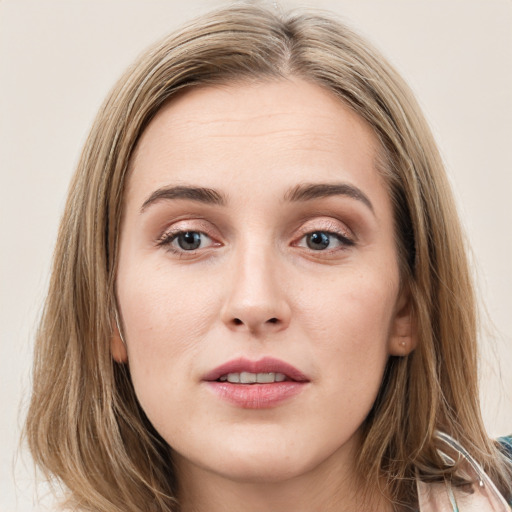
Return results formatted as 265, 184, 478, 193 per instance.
220, 245, 291, 335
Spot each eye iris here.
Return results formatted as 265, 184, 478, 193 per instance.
178, 231, 202, 250
307, 232, 330, 250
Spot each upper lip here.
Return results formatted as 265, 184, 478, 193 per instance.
203, 357, 309, 382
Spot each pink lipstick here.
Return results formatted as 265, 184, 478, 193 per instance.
203, 357, 309, 409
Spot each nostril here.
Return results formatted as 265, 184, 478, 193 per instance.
233, 318, 243, 326
268, 318, 278, 324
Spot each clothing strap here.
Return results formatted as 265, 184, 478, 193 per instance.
417, 432, 512, 511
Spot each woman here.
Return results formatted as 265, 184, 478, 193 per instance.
24, 4, 512, 511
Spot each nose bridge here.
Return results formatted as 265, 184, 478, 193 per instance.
221, 237, 290, 333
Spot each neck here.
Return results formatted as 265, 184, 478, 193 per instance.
174, 444, 393, 512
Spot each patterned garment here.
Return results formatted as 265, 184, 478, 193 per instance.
500, 435, 512, 509
500, 435, 512, 462
417, 433, 512, 511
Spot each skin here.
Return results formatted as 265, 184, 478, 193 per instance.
113, 78, 415, 512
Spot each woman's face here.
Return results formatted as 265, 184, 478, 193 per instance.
115, 78, 414, 486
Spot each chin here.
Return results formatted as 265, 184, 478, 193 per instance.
213, 457, 307, 484
199, 434, 326, 484
169, 420, 359, 486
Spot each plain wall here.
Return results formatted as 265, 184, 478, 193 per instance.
1, 1, 511, 510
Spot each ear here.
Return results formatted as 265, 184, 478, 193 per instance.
388, 288, 417, 356
111, 318, 128, 363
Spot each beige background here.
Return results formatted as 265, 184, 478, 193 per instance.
1, 0, 511, 510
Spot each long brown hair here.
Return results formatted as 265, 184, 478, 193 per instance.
24, 4, 511, 511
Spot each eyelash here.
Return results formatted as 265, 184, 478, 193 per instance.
156, 229, 217, 255
155, 221, 355, 256
294, 230, 355, 252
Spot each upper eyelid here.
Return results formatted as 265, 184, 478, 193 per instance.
153, 215, 355, 242
294, 218, 354, 238
157, 219, 219, 238
157, 228, 214, 245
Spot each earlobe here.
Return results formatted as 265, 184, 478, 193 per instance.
111, 315, 128, 363
388, 290, 417, 357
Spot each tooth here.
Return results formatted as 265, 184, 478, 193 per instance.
240, 371, 257, 384
256, 372, 275, 383
224, 372, 287, 384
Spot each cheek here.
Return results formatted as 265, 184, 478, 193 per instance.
117, 261, 221, 406
121, 259, 219, 343
300, 268, 397, 396
299, 266, 397, 347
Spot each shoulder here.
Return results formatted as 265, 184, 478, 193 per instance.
497, 435, 512, 460
497, 435, 512, 507
417, 434, 512, 511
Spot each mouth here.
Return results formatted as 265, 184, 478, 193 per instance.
217, 371, 289, 384
203, 357, 309, 409
203, 356, 309, 384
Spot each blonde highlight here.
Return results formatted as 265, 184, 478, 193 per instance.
24, 4, 511, 511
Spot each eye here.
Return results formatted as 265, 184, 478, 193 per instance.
297, 230, 354, 251
306, 231, 331, 250
158, 230, 215, 252
174, 231, 205, 250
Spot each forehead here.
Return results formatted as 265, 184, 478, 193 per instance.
126, 78, 386, 209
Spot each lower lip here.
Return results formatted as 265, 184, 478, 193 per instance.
205, 381, 307, 409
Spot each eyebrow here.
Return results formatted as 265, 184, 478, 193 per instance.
140, 181, 374, 214
284, 183, 374, 213
140, 185, 227, 212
